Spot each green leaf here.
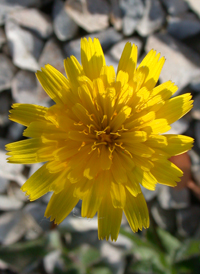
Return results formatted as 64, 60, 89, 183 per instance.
175, 239, 200, 262
156, 227, 181, 255
0, 236, 48, 272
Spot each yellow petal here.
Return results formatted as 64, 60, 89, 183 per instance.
100, 65, 116, 87
36, 64, 70, 105
81, 180, 102, 218
81, 37, 106, 80
162, 134, 194, 156
156, 93, 193, 124
124, 191, 149, 232
132, 167, 157, 191
110, 181, 126, 208
151, 159, 183, 187
138, 49, 165, 90
98, 194, 122, 241
9, 103, 47, 127
150, 81, 178, 100
21, 163, 57, 201
64, 56, 84, 91
117, 42, 137, 81
6, 138, 55, 164
111, 151, 128, 184
45, 182, 79, 224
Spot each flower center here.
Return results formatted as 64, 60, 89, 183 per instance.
99, 133, 112, 143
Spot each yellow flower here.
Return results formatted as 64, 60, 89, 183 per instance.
6, 38, 193, 241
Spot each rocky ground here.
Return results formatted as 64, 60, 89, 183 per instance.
0, 0, 200, 273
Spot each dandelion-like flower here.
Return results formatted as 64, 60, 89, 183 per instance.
6, 38, 193, 241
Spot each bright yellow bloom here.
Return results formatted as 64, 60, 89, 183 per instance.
6, 38, 193, 241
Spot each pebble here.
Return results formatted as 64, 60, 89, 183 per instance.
7, 122, 25, 141
188, 149, 200, 185
167, 13, 200, 40
0, 177, 9, 194
0, 54, 17, 92
191, 94, 200, 120
0, 28, 6, 49
65, 0, 110, 33
0, 149, 26, 186
160, 0, 188, 16
5, 20, 44, 71
11, 70, 48, 106
157, 185, 190, 210
136, 0, 165, 37
140, 185, 158, 202
110, 0, 123, 31
190, 75, 200, 92
53, 0, 78, 41
177, 206, 200, 237
109, 37, 143, 61
195, 121, 200, 149
151, 200, 176, 232
120, 0, 144, 36
185, 0, 200, 18
0, 0, 41, 26
0, 91, 11, 127
24, 203, 51, 231
39, 38, 65, 74
166, 118, 190, 134
7, 8, 53, 39
0, 195, 23, 211
64, 28, 123, 62
146, 33, 200, 91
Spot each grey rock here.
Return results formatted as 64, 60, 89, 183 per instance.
190, 75, 200, 92
191, 94, 200, 120
109, 37, 142, 61
141, 185, 158, 202
0, 211, 27, 245
0, 91, 12, 126
166, 118, 190, 134
151, 200, 176, 232
0, 54, 17, 92
177, 206, 200, 237
0, 28, 6, 49
167, 13, 200, 40
7, 122, 25, 141
0, 149, 25, 186
185, 0, 200, 17
0, 177, 9, 193
0, 0, 41, 26
7, 181, 27, 202
104, 54, 118, 73
145, 33, 200, 91
160, 0, 188, 16
188, 149, 200, 185
195, 121, 200, 149
65, 0, 110, 33
157, 185, 190, 209
64, 28, 123, 62
53, 0, 78, 41
44, 250, 62, 274
7, 8, 53, 39
5, 20, 44, 71
110, 0, 123, 31
12, 70, 48, 106
136, 0, 165, 37
39, 38, 65, 74
24, 203, 51, 231
120, 0, 144, 36
0, 195, 23, 211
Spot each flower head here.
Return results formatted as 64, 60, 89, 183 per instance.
6, 38, 193, 241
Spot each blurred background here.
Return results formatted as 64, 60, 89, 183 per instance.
0, 0, 200, 273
